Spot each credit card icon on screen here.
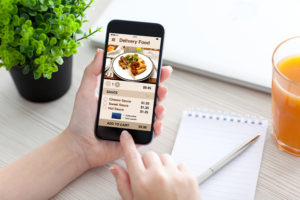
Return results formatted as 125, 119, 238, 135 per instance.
111, 112, 122, 119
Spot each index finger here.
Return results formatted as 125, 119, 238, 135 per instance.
120, 131, 145, 176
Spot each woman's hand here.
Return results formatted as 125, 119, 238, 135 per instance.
66, 49, 173, 169
110, 131, 201, 200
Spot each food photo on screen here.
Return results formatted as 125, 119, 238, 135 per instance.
104, 42, 160, 84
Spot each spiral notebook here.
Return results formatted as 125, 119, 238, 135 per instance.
172, 109, 268, 200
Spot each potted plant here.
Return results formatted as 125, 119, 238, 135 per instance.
0, 0, 101, 102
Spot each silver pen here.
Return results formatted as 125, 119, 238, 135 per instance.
197, 135, 260, 184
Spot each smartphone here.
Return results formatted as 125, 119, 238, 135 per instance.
94, 20, 165, 144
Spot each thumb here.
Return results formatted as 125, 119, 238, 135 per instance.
110, 165, 133, 200
88, 48, 104, 75
78, 49, 104, 93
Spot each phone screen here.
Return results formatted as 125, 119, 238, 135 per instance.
98, 33, 162, 132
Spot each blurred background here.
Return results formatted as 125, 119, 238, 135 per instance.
90, 0, 300, 93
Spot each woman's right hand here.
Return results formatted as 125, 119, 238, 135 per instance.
110, 131, 201, 200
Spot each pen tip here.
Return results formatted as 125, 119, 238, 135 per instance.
251, 135, 260, 142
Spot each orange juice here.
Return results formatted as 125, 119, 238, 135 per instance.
272, 55, 300, 155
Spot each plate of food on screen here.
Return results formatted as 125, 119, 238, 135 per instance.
112, 53, 154, 81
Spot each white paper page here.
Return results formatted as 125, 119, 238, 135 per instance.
172, 110, 268, 200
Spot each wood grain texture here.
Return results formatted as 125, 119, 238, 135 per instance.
0, 1, 300, 199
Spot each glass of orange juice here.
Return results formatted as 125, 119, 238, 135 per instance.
272, 36, 300, 156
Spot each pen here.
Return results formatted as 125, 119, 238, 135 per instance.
197, 134, 260, 185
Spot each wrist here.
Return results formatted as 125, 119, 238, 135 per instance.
60, 129, 90, 173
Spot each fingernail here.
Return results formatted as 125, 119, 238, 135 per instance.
109, 166, 118, 177
96, 48, 100, 52
159, 121, 163, 132
121, 131, 131, 139
167, 66, 173, 72
162, 108, 166, 117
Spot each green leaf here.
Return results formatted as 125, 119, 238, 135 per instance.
49, 37, 57, 46
22, 65, 30, 74
51, 46, 60, 56
76, 29, 83, 34
34, 71, 41, 79
39, 33, 47, 41
56, 56, 63, 65
48, 0, 54, 6
52, 64, 58, 72
28, 10, 37, 16
44, 73, 52, 79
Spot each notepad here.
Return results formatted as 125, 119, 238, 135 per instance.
172, 109, 268, 200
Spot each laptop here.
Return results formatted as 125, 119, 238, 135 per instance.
90, 0, 300, 93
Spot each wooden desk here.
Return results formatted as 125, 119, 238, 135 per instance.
0, 1, 299, 199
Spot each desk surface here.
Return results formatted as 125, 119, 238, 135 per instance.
0, 1, 299, 200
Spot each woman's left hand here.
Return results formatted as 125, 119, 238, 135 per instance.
66, 49, 173, 169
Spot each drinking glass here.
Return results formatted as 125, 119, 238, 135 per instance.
272, 36, 300, 156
